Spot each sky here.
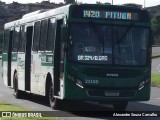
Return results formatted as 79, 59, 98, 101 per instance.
2, 0, 160, 7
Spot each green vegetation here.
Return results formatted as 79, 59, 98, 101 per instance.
152, 53, 160, 57
151, 12, 160, 45
0, 101, 59, 120
151, 12, 160, 36
0, 101, 27, 111
151, 74, 160, 87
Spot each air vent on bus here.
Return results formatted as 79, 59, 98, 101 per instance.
83, 68, 141, 78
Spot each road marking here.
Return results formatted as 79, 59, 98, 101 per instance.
155, 98, 160, 100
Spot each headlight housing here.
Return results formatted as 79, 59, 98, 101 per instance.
138, 78, 150, 90
68, 74, 84, 88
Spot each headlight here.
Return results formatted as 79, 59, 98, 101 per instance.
76, 78, 84, 88
68, 74, 84, 88
139, 81, 145, 90
139, 78, 151, 90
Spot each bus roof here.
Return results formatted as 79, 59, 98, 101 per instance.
22, 9, 51, 18
4, 4, 147, 29
4, 4, 71, 29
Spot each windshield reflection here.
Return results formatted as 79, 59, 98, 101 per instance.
68, 23, 149, 66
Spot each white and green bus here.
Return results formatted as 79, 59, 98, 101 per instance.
2, 4, 151, 110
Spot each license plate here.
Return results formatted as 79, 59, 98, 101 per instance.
104, 91, 120, 97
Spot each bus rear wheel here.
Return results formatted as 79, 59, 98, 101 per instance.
113, 102, 128, 111
49, 84, 61, 110
13, 73, 23, 99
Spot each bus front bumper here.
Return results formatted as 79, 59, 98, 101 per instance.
64, 78, 151, 102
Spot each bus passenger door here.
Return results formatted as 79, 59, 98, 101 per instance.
54, 19, 64, 96
31, 21, 41, 94
25, 26, 33, 91
7, 30, 14, 87
11, 27, 20, 88
17, 25, 26, 91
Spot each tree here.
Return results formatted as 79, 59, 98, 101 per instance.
151, 12, 160, 36
96, 1, 102, 4
151, 11, 160, 44
64, 0, 76, 4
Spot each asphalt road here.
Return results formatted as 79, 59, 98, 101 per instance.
0, 60, 160, 120
152, 47, 160, 73
152, 47, 160, 56
152, 58, 160, 73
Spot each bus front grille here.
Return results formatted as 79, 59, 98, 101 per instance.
83, 68, 141, 78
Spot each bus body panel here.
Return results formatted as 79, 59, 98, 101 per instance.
39, 52, 54, 96
31, 52, 41, 94
31, 52, 54, 96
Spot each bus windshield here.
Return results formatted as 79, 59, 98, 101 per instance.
68, 23, 149, 66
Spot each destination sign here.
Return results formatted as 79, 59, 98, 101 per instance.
70, 6, 150, 22
83, 10, 133, 20
69, 5, 150, 22
78, 55, 108, 61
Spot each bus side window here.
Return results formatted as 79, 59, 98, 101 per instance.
19, 25, 26, 52
3, 30, 10, 53
33, 21, 41, 51
46, 18, 56, 51
39, 19, 48, 51
12, 27, 20, 52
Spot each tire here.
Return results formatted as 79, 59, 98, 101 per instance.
113, 102, 128, 111
13, 73, 23, 99
49, 83, 61, 110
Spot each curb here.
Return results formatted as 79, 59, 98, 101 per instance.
152, 55, 160, 59
152, 45, 160, 47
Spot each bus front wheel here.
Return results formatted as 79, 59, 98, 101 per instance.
49, 84, 61, 110
13, 73, 23, 99
113, 102, 128, 111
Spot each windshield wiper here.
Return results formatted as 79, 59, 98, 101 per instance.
114, 23, 134, 55
115, 30, 121, 54
89, 21, 105, 55
118, 23, 134, 45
